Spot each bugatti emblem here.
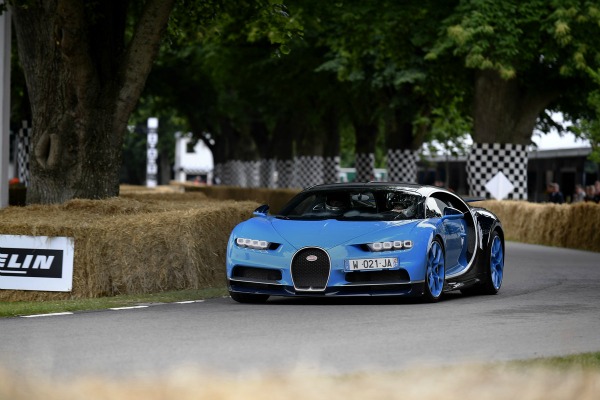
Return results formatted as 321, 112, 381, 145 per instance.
306, 255, 318, 262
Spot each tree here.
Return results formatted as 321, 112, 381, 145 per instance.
428, 0, 600, 198
128, 1, 306, 188
9, 0, 300, 202
10, 0, 175, 203
314, 0, 461, 183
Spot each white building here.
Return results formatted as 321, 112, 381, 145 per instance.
173, 132, 214, 184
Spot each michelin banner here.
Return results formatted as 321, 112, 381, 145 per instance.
0, 235, 74, 292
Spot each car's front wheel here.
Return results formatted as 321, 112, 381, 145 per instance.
423, 238, 445, 302
229, 291, 270, 304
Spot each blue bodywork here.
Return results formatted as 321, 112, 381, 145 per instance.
226, 182, 504, 301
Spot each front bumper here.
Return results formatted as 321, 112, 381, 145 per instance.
228, 278, 425, 297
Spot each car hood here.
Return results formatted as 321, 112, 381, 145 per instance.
269, 218, 419, 250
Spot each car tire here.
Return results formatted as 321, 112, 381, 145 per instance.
229, 291, 270, 304
481, 230, 504, 295
423, 238, 445, 303
461, 230, 504, 296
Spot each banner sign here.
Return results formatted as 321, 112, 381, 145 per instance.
0, 235, 74, 292
147, 117, 158, 188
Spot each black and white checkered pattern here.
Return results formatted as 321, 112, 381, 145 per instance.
245, 161, 261, 188
386, 149, 418, 183
213, 163, 223, 185
276, 159, 294, 188
467, 143, 528, 200
323, 156, 340, 184
17, 121, 31, 187
259, 159, 276, 188
354, 153, 374, 182
294, 156, 324, 188
224, 160, 243, 186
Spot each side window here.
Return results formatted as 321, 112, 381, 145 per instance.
434, 198, 450, 215
425, 198, 442, 218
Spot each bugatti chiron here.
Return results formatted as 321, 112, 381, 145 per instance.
226, 182, 505, 303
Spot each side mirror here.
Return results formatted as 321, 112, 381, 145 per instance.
442, 207, 464, 221
253, 204, 269, 217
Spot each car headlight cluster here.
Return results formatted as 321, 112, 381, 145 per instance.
367, 240, 413, 252
235, 237, 271, 250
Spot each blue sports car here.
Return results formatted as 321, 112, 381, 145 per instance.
226, 182, 504, 303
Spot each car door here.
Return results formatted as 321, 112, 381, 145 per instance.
431, 196, 466, 271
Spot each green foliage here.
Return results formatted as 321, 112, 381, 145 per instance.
570, 88, 600, 162
420, 97, 473, 158
428, 0, 600, 79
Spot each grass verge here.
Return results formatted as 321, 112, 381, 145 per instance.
511, 352, 600, 370
0, 287, 228, 318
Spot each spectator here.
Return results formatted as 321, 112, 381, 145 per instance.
584, 185, 596, 202
595, 181, 600, 203
547, 182, 564, 204
573, 184, 585, 203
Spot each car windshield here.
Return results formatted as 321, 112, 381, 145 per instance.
277, 189, 424, 221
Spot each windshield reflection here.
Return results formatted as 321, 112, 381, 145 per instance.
277, 189, 424, 221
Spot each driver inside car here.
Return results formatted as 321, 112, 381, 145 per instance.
387, 193, 417, 219
326, 192, 350, 212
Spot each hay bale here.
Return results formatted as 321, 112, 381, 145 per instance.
0, 195, 257, 301
475, 200, 600, 252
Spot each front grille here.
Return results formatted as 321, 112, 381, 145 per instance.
291, 248, 330, 291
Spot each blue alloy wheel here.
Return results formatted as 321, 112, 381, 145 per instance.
424, 239, 445, 302
489, 234, 504, 290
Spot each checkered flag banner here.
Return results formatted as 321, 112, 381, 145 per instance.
259, 159, 276, 188
223, 160, 243, 186
467, 143, 528, 200
245, 161, 261, 188
323, 156, 340, 184
387, 148, 418, 183
294, 156, 324, 188
354, 153, 374, 182
17, 121, 31, 187
276, 159, 294, 188
213, 163, 224, 185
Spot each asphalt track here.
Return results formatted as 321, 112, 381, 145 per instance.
1, 241, 599, 378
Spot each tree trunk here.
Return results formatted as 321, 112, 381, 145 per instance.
468, 69, 560, 199
12, 0, 174, 204
354, 122, 377, 182
271, 116, 296, 188
385, 108, 422, 183
473, 70, 558, 144
322, 111, 340, 184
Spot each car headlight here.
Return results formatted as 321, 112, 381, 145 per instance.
235, 237, 271, 250
367, 240, 413, 252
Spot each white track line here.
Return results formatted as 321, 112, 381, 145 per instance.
175, 300, 205, 304
109, 306, 149, 311
22, 312, 74, 318
19, 300, 205, 317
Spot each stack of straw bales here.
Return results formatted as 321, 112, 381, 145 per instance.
475, 200, 600, 253
0, 192, 258, 301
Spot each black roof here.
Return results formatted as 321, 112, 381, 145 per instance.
301, 182, 465, 200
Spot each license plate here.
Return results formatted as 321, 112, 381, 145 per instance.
344, 257, 398, 271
